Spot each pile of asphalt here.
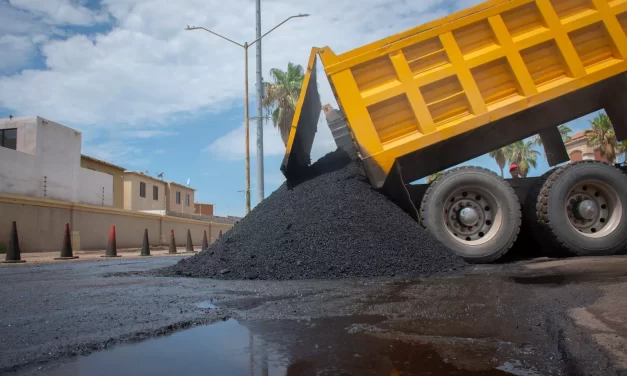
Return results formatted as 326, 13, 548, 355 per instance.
159, 149, 465, 280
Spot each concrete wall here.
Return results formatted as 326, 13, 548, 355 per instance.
0, 117, 80, 202
0, 193, 233, 253
80, 156, 125, 209
77, 168, 113, 206
166, 183, 195, 214
35, 117, 82, 202
0, 147, 41, 197
123, 173, 167, 212
0, 117, 109, 205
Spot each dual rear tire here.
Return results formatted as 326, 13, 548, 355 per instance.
420, 161, 627, 263
526, 161, 627, 256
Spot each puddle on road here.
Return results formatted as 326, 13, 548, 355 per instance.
31, 319, 286, 376
31, 317, 541, 376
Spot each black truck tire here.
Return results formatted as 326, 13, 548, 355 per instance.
523, 168, 564, 255
419, 166, 521, 263
537, 160, 627, 256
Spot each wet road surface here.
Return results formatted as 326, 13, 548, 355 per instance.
2, 256, 627, 375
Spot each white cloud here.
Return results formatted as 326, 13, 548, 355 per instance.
120, 130, 177, 138
0, 0, 482, 132
9, 0, 109, 25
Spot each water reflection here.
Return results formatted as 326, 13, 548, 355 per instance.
33, 319, 285, 376
30, 317, 540, 376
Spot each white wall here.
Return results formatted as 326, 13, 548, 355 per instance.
0, 116, 112, 205
0, 147, 41, 197
36, 118, 82, 202
78, 168, 113, 206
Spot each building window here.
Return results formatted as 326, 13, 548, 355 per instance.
176, 191, 181, 204
185, 193, 190, 207
1, 128, 17, 150
153, 186, 158, 200
139, 182, 146, 198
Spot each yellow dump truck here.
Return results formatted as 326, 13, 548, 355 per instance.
282, 0, 627, 263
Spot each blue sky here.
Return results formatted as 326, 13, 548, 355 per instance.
0, 0, 603, 216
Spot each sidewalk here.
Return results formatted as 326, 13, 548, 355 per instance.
0, 246, 200, 266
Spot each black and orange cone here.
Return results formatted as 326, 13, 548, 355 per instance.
55, 223, 78, 260
102, 225, 121, 257
3, 221, 25, 263
201, 230, 209, 251
184, 229, 196, 254
169, 230, 177, 254
140, 229, 151, 256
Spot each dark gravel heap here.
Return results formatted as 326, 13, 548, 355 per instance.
159, 149, 465, 280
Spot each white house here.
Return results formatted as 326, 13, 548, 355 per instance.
0, 116, 114, 206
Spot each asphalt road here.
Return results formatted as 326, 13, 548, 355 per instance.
1, 256, 627, 375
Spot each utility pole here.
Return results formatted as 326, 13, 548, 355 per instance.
186, 13, 309, 215
255, 0, 264, 205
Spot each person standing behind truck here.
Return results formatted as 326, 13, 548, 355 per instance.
509, 164, 520, 179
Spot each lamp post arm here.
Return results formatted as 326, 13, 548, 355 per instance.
249, 14, 309, 47
185, 26, 245, 48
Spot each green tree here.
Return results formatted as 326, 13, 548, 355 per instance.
532, 124, 573, 147
427, 171, 444, 183
508, 140, 540, 178
585, 112, 617, 163
617, 140, 627, 165
489, 147, 510, 178
262, 62, 306, 146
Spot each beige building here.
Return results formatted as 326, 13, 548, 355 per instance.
166, 182, 195, 215
564, 131, 608, 163
123, 172, 167, 213
80, 155, 125, 209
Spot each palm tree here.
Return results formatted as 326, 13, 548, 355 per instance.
532, 124, 573, 146
508, 140, 540, 178
585, 112, 617, 163
262, 62, 306, 146
617, 140, 627, 165
427, 171, 444, 183
489, 147, 510, 178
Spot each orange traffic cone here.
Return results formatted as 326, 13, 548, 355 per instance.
201, 230, 209, 251
55, 223, 78, 260
184, 229, 196, 254
140, 229, 151, 256
102, 225, 121, 257
169, 230, 177, 254
3, 221, 25, 263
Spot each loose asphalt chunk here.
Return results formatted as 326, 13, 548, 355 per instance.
158, 149, 466, 280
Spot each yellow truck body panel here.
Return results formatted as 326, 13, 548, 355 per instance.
282, 0, 627, 186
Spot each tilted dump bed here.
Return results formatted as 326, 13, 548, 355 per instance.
283, 0, 627, 187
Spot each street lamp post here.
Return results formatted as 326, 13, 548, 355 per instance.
186, 13, 309, 215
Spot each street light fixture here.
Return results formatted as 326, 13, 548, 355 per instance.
186, 13, 310, 215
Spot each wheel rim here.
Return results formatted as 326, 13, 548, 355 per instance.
443, 186, 502, 246
565, 180, 622, 238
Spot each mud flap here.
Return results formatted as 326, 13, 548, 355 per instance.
281, 48, 321, 180
380, 161, 419, 221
